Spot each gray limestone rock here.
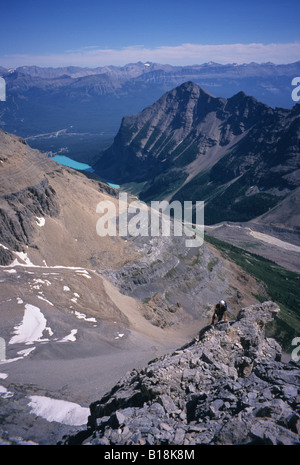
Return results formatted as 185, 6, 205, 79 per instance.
63, 301, 300, 445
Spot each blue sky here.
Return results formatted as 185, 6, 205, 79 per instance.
1, 0, 299, 67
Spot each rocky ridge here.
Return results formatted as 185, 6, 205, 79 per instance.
63, 301, 300, 445
97, 231, 263, 329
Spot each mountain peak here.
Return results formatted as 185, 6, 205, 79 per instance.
93, 82, 266, 185
226, 89, 271, 114
229, 90, 257, 103
175, 81, 216, 98
94, 81, 299, 228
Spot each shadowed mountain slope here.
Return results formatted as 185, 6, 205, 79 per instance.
94, 82, 300, 226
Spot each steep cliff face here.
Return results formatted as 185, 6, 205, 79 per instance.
94, 82, 300, 225
94, 82, 270, 184
0, 130, 60, 264
64, 302, 300, 445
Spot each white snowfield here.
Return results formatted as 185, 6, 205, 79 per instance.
9, 304, 50, 345
28, 395, 89, 426
0, 250, 99, 351
7, 303, 79, 349
73, 310, 97, 323
0, 252, 101, 365
0, 249, 104, 428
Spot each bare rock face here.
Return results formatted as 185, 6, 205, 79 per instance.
93, 82, 300, 225
63, 301, 300, 445
94, 82, 269, 184
0, 178, 59, 257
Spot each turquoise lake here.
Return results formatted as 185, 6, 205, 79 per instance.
52, 156, 120, 188
52, 155, 92, 171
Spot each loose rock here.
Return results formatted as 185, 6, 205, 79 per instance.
63, 302, 300, 445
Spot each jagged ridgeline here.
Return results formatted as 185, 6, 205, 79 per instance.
93, 81, 300, 225
63, 302, 300, 445
1, 62, 300, 142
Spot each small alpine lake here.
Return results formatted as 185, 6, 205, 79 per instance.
51, 156, 120, 188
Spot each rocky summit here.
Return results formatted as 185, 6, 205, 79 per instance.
63, 301, 300, 445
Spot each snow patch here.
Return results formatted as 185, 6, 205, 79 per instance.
14, 251, 35, 266
17, 347, 36, 357
28, 395, 89, 426
0, 356, 23, 365
37, 295, 54, 306
0, 344, 37, 364
33, 278, 51, 286
75, 269, 91, 279
73, 311, 96, 323
35, 217, 45, 227
60, 329, 77, 342
9, 304, 51, 345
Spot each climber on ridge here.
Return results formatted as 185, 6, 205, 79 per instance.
211, 300, 228, 325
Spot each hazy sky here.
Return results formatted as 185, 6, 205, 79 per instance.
1, 0, 299, 67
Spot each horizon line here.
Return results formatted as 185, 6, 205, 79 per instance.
1, 59, 300, 71
1, 42, 300, 69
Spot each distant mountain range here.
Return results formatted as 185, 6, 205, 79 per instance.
0, 61, 299, 149
94, 81, 300, 226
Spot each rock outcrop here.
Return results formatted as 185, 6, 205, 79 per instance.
0, 178, 59, 258
63, 301, 300, 445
